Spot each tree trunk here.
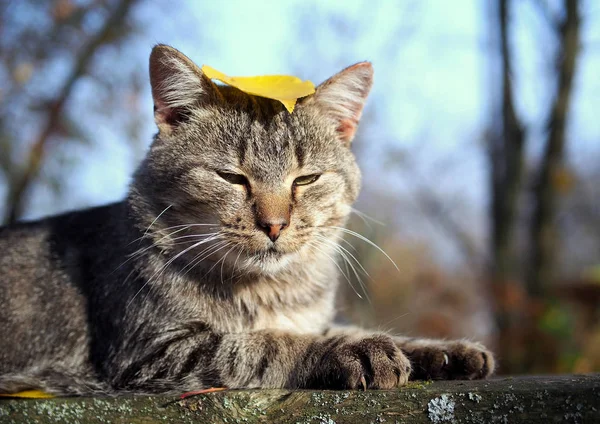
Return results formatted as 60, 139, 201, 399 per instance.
488, 0, 527, 374
528, 0, 580, 298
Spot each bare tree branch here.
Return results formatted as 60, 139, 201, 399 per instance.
3, 0, 138, 224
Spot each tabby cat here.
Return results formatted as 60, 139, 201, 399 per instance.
0, 45, 494, 396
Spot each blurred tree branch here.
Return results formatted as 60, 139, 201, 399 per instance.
528, 0, 581, 297
396, 154, 481, 271
487, 0, 527, 372
3, 0, 138, 225
489, 0, 526, 289
532, 0, 562, 30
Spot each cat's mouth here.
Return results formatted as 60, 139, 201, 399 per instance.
256, 246, 283, 259
239, 245, 295, 275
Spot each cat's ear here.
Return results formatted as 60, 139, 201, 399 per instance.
149, 44, 221, 133
306, 62, 373, 145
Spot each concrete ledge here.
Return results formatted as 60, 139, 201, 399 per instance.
0, 375, 598, 423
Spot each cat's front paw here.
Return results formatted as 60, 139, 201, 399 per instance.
400, 339, 494, 380
308, 334, 411, 390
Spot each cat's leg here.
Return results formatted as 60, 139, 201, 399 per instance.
112, 328, 412, 393
324, 327, 494, 381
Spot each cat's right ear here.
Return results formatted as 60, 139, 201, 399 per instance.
149, 44, 221, 134
302, 62, 373, 146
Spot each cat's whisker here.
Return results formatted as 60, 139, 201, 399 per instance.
169, 232, 220, 243
350, 207, 385, 227
127, 235, 221, 308
136, 235, 225, 307
182, 240, 230, 277
117, 227, 220, 273
178, 236, 227, 274
128, 222, 192, 246
330, 233, 359, 253
132, 223, 220, 244
219, 246, 236, 285
118, 225, 196, 271
315, 235, 370, 278
229, 247, 245, 282
305, 240, 363, 300
314, 235, 371, 302
307, 240, 357, 296
204, 242, 235, 276
324, 226, 400, 272
141, 204, 173, 243
378, 312, 411, 329
231, 253, 254, 282
120, 267, 137, 287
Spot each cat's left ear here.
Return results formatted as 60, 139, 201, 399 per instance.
149, 44, 222, 134
304, 62, 373, 145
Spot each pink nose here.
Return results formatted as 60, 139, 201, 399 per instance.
258, 221, 288, 242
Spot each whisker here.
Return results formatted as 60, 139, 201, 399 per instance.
316, 235, 370, 278
219, 246, 236, 285
306, 240, 363, 300
315, 235, 371, 302
129, 223, 221, 245
141, 204, 173, 243
325, 226, 399, 272
330, 233, 358, 253
121, 225, 195, 267
229, 247, 246, 282
350, 207, 385, 226
127, 236, 220, 307
169, 233, 220, 243
181, 239, 229, 277
116, 227, 219, 273
199, 242, 235, 279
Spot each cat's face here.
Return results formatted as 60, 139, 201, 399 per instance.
131, 45, 372, 276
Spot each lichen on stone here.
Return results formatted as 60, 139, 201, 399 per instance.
428, 394, 455, 422
468, 393, 482, 403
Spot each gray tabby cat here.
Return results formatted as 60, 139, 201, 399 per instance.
0, 45, 494, 396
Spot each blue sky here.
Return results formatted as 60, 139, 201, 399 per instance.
9, 0, 599, 266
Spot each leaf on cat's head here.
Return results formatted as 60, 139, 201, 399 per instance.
0, 390, 55, 399
201, 65, 315, 113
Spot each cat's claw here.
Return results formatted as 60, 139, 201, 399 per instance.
360, 375, 367, 391
400, 340, 494, 381
308, 334, 411, 390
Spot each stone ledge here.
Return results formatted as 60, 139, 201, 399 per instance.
0, 375, 598, 423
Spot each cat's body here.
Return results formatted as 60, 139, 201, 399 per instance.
0, 45, 494, 396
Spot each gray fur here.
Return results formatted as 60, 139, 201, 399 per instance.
0, 45, 494, 396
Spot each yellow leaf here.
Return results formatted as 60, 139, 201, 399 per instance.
201, 65, 315, 113
0, 390, 55, 399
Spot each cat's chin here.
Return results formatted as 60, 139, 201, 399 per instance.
240, 251, 295, 275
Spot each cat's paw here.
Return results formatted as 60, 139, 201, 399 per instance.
307, 334, 411, 390
400, 339, 494, 380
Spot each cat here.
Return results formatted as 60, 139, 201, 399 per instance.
0, 45, 494, 396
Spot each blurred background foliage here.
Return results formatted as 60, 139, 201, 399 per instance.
1, 0, 599, 375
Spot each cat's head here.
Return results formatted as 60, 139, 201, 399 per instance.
130, 45, 372, 276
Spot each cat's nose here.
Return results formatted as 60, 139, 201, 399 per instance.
258, 219, 288, 242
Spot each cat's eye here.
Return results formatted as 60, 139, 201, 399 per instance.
217, 171, 249, 186
293, 174, 321, 186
